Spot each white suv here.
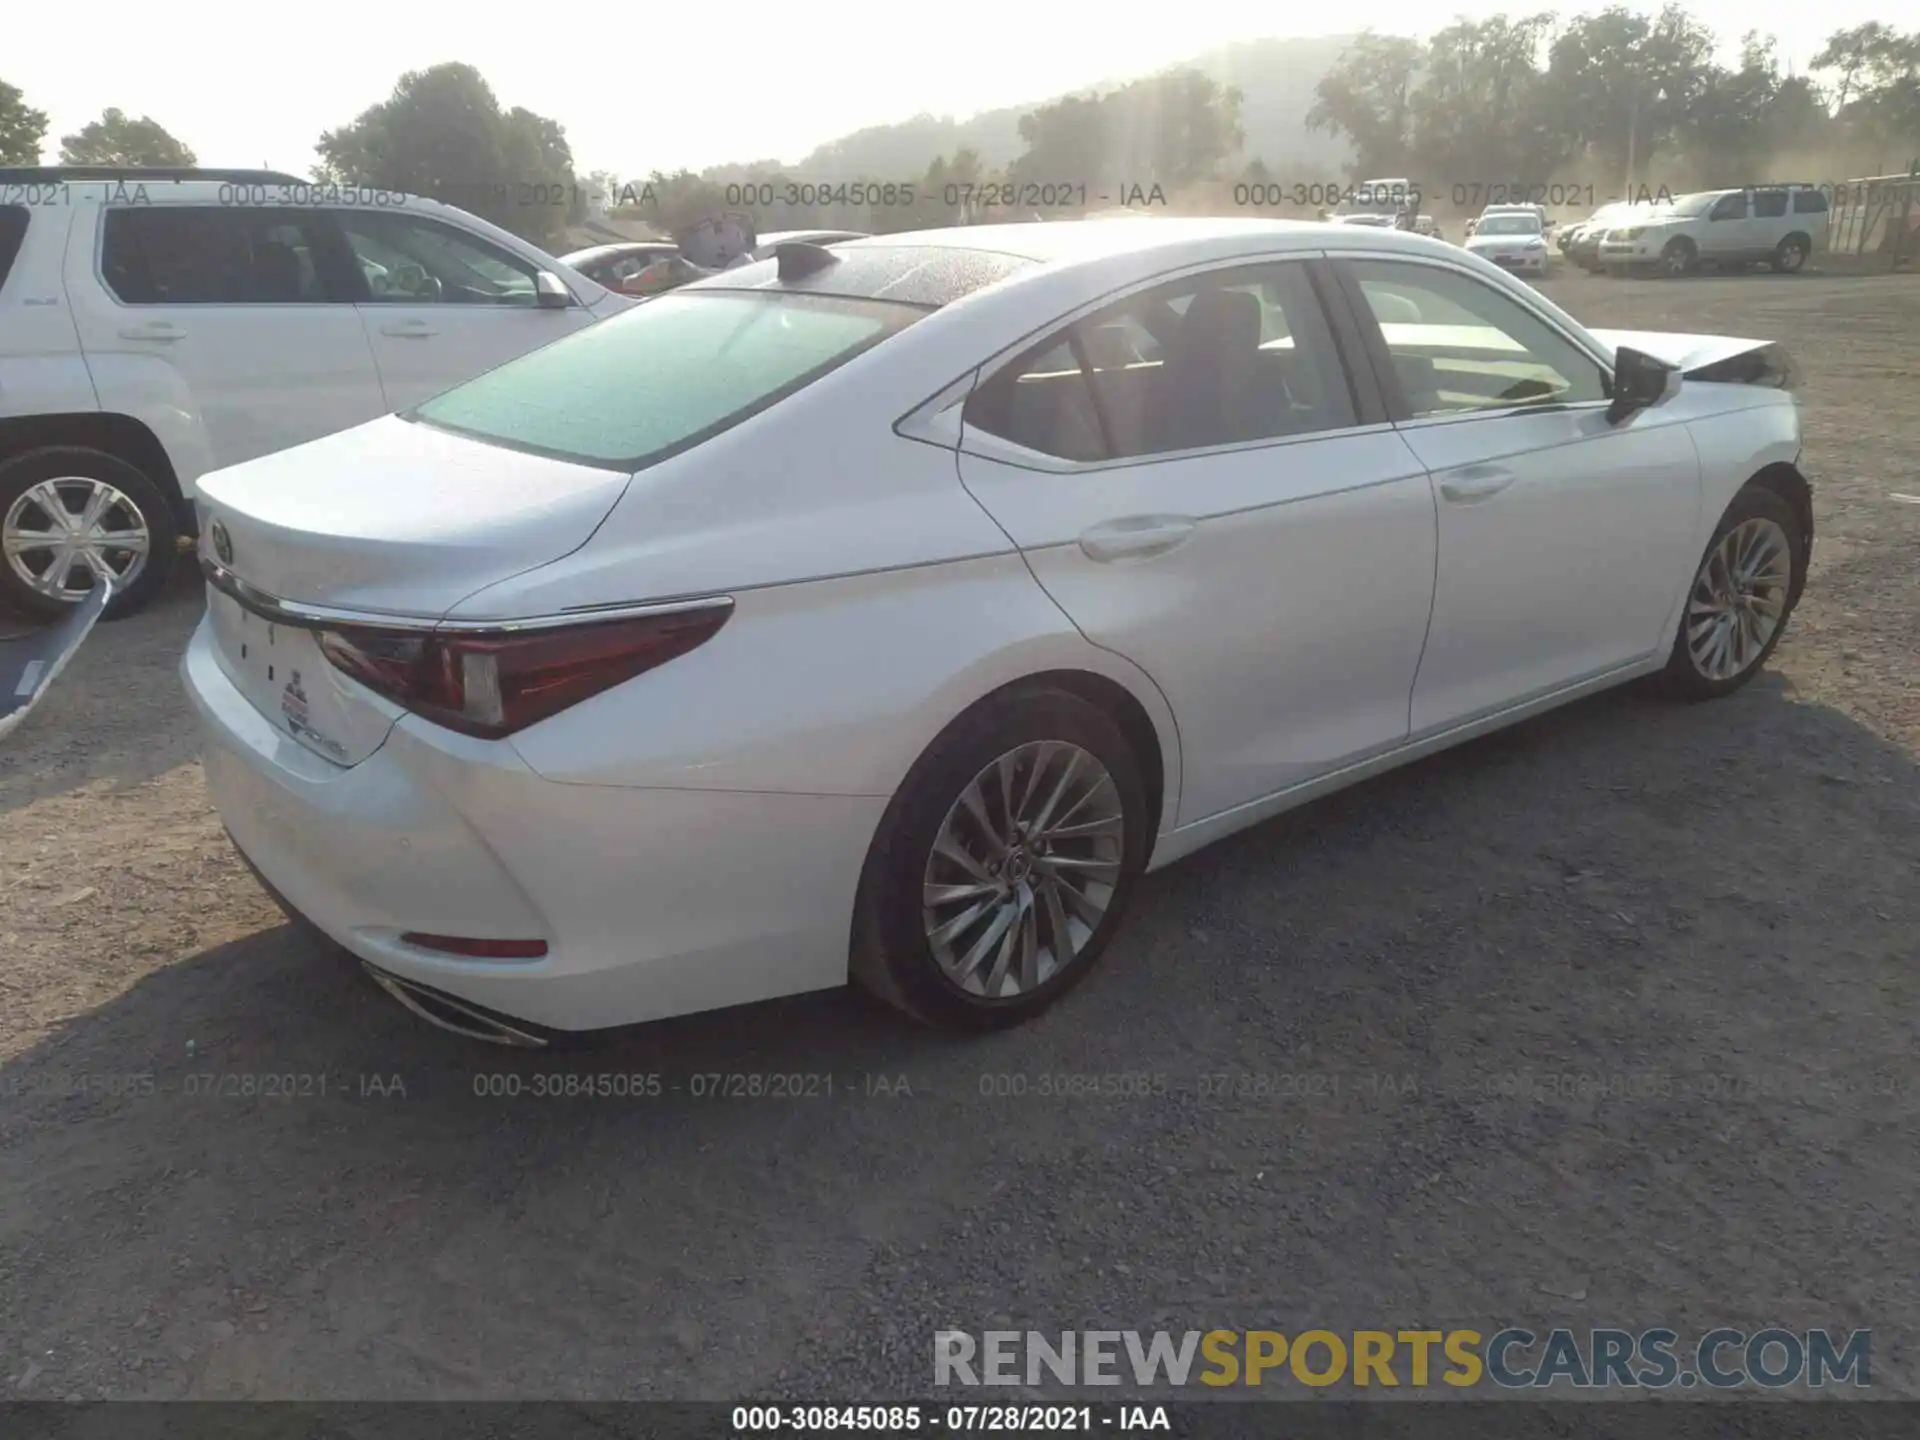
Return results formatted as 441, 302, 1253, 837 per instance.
1598, 185, 1831, 278
0, 167, 633, 618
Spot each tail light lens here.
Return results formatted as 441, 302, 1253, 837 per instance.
316, 605, 730, 739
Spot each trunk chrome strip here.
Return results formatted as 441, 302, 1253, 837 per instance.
200, 555, 734, 635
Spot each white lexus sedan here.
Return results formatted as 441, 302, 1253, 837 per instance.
183, 219, 1812, 1046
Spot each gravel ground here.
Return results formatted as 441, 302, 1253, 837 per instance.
1, 269, 1917, 1402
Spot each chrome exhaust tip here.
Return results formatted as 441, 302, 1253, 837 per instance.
363, 964, 550, 1048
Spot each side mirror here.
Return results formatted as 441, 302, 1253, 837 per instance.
1607, 345, 1680, 424
535, 271, 573, 310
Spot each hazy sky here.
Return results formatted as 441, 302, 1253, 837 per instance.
9, 0, 1888, 178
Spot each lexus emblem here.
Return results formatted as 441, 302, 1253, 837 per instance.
210, 520, 233, 566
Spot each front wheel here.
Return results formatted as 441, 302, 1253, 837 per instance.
1657, 486, 1804, 700
851, 687, 1150, 1030
0, 446, 176, 620
1660, 238, 1698, 277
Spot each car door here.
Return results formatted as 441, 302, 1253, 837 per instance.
954, 257, 1438, 826
67, 204, 386, 471
1750, 187, 1791, 257
331, 208, 595, 411
1698, 190, 1752, 260
1332, 255, 1702, 736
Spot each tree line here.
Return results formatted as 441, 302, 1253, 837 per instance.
1307, 11, 1919, 197
2, 10, 1915, 247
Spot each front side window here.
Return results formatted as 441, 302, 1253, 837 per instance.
1709, 193, 1748, 222
412, 290, 924, 468
335, 211, 539, 306
101, 207, 341, 304
1346, 259, 1608, 417
964, 261, 1356, 462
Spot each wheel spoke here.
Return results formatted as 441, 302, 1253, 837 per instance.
1041, 812, 1124, 842
1040, 877, 1074, 969
76, 483, 116, 533
924, 879, 999, 907
1026, 746, 1083, 833
927, 895, 996, 950
95, 528, 150, 555
931, 834, 994, 884
954, 902, 1019, 988
3, 528, 60, 556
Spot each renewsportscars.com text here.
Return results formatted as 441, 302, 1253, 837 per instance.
933, 1327, 1871, 1390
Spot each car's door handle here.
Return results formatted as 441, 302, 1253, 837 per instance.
379, 320, 438, 338
118, 322, 186, 342
1078, 516, 1197, 563
1439, 466, 1519, 503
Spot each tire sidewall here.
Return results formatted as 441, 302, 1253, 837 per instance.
0, 446, 176, 621
1773, 237, 1808, 273
1662, 239, 1696, 276
1662, 486, 1802, 699
859, 688, 1151, 1029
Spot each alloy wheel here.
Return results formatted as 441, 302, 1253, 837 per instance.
921, 740, 1125, 999
2, 477, 152, 603
1685, 517, 1792, 681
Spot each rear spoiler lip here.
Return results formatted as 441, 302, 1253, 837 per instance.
200, 554, 732, 636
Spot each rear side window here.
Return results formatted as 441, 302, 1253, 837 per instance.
1793, 189, 1829, 215
412, 290, 923, 469
965, 260, 1356, 462
0, 206, 28, 295
1754, 190, 1789, 219
102, 207, 344, 304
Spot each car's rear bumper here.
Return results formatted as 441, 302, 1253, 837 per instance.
183, 613, 884, 1033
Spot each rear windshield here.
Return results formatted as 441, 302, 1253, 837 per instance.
411, 291, 924, 469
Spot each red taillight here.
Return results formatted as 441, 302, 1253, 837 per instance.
316, 606, 730, 739
401, 933, 549, 959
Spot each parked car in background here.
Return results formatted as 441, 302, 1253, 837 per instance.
0, 166, 633, 619
1599, 186, 1830, 277
1560, 202, 1647, 270
559, 241, 684, 295
184, 218, 1811, 1046
1465, 210, 1550, 274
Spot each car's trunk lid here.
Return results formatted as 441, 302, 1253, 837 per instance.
195, 414, 633, 766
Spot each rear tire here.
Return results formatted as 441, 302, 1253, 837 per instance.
851, 687, 1150, 1030
0, 446, 176, 620
1660, 238, 1698, 277
1770, 234, 1810, 273
1656, 485, 1804, 701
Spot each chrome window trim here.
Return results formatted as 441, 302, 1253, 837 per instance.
200, 555, 734, 634
961, 416, 1408, 476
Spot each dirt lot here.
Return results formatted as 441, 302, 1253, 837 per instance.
2, 270, 1917, 1402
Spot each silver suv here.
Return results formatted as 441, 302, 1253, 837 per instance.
1598, 185, 1831, 277
0, 167, 629, 619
